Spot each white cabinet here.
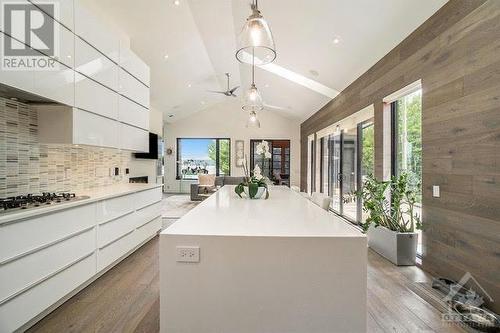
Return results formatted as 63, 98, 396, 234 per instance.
29, 0, 75, 31
119, 68, 150, 108
75, 72, 118, 119
120, 123, 149, 152
0, 253, 96, 333
75, 37, 118, 91
0, 185, 161, 332
118, 95, 149, 130
0, 33, 35, 93
0, 228, 95, 303
74, 0, 119, 63
33, 64, 74, 106
119, 45, 150, 87
0, 203, 95, 265
38, 106, 119, 148
73, 109, 119, 148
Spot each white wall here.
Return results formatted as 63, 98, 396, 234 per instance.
163, 101, 301, 193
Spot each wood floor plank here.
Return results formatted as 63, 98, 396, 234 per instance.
27, 237, 466, 333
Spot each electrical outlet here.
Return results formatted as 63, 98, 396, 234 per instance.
176, 246, 200, 263
433, 185, 440, 198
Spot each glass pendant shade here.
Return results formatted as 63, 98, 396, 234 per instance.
246, 111, 261, 128
236, 5, 276, 65
242, 83, 264, 112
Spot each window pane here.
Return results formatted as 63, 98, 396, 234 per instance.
395, 89, 422, 253
218, 139, 230, 176
273, 147, 281, 154
177, 138, 230, 179
361, 122, 374, 223
342, 129, 357, 222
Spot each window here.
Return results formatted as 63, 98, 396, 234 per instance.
250, 139, 290, 186
176, 138, 230, 180
391, 89, 422, 252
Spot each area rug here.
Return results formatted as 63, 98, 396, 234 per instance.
161, 195, 200, 219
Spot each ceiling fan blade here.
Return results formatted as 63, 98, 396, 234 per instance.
263, 103, 287, 111
229, 86, 240, 94
231, 93, 238, 97
207, 90, 227, 95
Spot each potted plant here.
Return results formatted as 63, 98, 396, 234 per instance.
235, 141, 271, 199
358, 173, 422, 265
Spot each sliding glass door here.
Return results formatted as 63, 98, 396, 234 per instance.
320, 120, 374, 224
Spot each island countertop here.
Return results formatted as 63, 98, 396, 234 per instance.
163, 185, 364, 238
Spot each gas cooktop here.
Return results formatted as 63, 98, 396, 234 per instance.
0, 192, 90, 213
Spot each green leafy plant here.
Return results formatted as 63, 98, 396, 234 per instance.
357, 173, 422, 233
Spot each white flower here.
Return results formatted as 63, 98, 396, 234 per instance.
254, 173, 263, 180
265, 151, 272, 159
254, 164, 261, 175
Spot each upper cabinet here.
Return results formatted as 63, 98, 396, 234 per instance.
74, 0, 120, 63
2, 1, 152, 152
119, 45, 150, 87
29, 0, 75, 31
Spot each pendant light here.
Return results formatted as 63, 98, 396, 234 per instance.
242, 51, 263, 112
246, 111, 261, 128
235, 0, 276, 65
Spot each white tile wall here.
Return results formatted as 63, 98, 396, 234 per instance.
0, 97, 131, 198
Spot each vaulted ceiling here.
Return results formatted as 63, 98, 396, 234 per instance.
81, 0, 447, 122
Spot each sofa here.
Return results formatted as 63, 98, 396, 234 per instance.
190, 176, 246, 201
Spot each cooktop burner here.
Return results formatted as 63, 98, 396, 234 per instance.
0, 193, 90, 213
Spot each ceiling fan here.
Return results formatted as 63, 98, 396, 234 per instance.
207, 73, 239, 97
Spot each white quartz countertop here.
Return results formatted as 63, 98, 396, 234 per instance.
163, 186, 364, 238
0, 183, 163, 225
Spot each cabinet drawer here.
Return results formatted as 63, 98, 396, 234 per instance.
34, 63, 74, 106
73, 109, 119, 148
98, 213, 137, 249
118, 96, 149, 130
74, 1, 119, 63
119, 69, 149, 108
0, 228, 95, 304
0, 253, 96, 333
95, 194, 134, 224
119, 123, 148, 152
75, 73, 118, 119
132, 187, 162, 210
119, 46, 150, 87
0, 203, 95, 264
135, 202, 161, 229
30, 0, 74, 31
135, 217, 161, 246
97, 229, 136, 272
75, 37, 118, 91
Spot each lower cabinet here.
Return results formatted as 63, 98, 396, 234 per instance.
0, 186, 162, 332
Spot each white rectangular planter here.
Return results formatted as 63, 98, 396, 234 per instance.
367, 225, 417, 266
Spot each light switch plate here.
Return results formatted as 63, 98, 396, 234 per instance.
433, 185, 440, 198
176, 246, 200, 263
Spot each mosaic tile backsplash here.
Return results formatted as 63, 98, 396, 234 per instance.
0, 98, 131, 198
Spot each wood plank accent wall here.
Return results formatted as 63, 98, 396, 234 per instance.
300, 0, 500, 312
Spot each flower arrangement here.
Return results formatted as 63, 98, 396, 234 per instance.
235, 140, 271, 199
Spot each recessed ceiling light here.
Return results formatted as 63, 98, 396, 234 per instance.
264, 84, 270, 88
332, 35, 342, 44
164, 54, 169, 60
187, 83, 192, 88
201, 101, 205, 105
173, 0, 180, 6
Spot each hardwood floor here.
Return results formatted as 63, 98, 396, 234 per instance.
28, 236, 465, 333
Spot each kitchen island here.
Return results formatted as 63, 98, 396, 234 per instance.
160, 185, 367, 333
